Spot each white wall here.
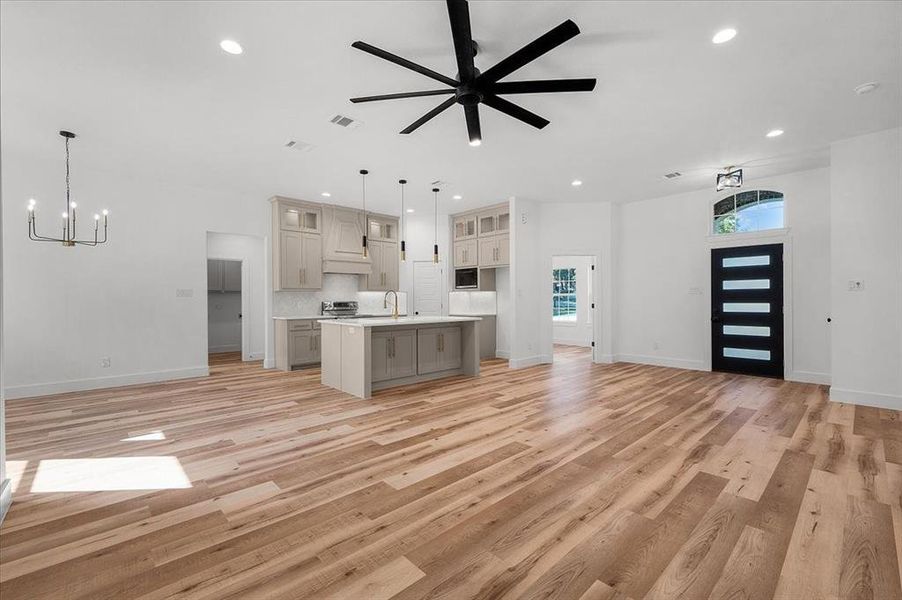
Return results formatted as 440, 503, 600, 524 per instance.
0, 170, 9, 522
495, 267, 511, 358
829, 128, 902, 408
510, 198, 544, 367
552, 255, 594, 347
615, 168, 832, 381
206, 233, 266, 360
3, 156, 270, 399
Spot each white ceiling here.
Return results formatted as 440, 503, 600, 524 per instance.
2, 1, 900, 214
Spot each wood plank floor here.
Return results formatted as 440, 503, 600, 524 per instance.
2, 347, 901, 599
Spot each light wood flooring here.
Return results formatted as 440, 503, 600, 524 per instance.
1, 347, 901, 599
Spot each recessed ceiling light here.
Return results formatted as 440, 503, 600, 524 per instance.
571, 179, 583, 187
766, 129, 784, 138
406, 208, 415, 213
321, 192, 331, 197
453, 195, 462, 200
469, 139, 481, 147
712, 28, 737, 44
220, 40, 243, 55
854, 82, 879, 95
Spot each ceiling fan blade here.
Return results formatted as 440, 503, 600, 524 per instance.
464, 104, 481, 144
400, 96, 458, 134
352, 41, 459, 87
489, 78, 596, 94
482, 94, 549, 129
478, 20, 580, 84
447, 0, 476, 83
350, 89, 456, 103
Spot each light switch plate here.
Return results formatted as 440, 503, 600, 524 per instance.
847, 280, 864, 291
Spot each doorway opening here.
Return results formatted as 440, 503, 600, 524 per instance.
551, 255, 596, 361
207, 258, 243, 360
711, 243, 784, 378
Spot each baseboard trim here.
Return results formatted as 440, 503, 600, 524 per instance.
263, 358, 276, 369
209, 344, 241, 353
829, 387, 902, 410
788, 370, 831, 385
614, 354, 706, 371
509, 355, 552, 369
247, 352, 264, 360
595, 353, 614, 364
4, 366, 210, 400
495, 350, 511, 359
0, 479, 12, 525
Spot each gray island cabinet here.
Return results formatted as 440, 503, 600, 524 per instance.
319, 316, 481, 399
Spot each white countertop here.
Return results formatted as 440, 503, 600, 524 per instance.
321, 316, 481, 328
273, 313, 407, 321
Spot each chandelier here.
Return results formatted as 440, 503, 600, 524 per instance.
27, 131, 109, 247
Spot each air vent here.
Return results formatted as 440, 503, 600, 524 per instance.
330, 114, 362, 129
430, 179, 450, 187
284, 139, 314, 153
663, 171, 682, 179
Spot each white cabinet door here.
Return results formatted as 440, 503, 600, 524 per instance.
478, 237, 497, 267
222, 260, 241, 292
495, 234, 510, 266
280, 232, 303, 289
438, 327, 462, 370
383, 242, 399, 290
417, 329, 442, 374
371, 332, 392, 382
207, 259, 223, 291
391, 330, 417, 378
301, 232, 322, 289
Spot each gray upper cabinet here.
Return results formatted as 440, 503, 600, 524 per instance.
208, 259, 241, 292
366, 240, 399, 291
453, 215, 477, 240
368, 215, 398, 242
272, 198, 323, 290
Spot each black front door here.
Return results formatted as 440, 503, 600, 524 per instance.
711, 243, 783, 378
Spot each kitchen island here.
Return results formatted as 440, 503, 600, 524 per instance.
319, 316, 481, 399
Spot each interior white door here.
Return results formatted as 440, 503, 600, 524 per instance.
413, 261, 443, 316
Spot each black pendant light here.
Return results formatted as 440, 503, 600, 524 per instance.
432, 187, 440, 263
360, 169, 369, 257
399, 179, 407, 261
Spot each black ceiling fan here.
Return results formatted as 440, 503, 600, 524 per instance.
350, 0, 596, 145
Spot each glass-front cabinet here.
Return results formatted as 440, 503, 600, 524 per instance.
453, 214, 477, 240
368, 216, 398, 242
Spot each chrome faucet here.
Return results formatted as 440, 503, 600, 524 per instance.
384, 290, 400, 319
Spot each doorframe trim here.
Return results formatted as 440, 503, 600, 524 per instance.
703, 231, 793, 379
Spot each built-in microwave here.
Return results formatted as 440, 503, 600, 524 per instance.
454, 267, 478, 289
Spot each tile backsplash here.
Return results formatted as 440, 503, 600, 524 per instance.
273, 274, 408, 317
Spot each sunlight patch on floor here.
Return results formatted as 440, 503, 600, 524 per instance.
30, 456, 191, 492
121, 430, 166, 441
6, 460, 28, 493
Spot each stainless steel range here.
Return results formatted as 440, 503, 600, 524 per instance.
321, 301, 358, 318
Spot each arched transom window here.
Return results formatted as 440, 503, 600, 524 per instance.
713, 190, 784, 234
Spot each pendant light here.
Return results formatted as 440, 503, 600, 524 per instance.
360, 169, 368, 257
399, 179, 407, 261
432, 187, 440, 264
27, 130, 110, 247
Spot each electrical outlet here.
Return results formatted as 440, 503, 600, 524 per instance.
100, 357, 111, 368
847, 280, 864, 291
520, 212, 528, 224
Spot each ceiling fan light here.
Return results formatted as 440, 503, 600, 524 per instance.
469, 139, 481, 147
